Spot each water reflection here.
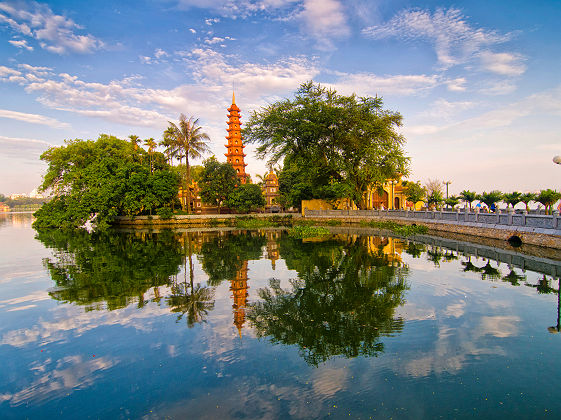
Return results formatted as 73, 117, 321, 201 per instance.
248, 235, 410, 365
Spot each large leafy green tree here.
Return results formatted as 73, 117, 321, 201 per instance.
244, 82, 409, 209
198, 157, 239, 213
33, 135, 179, 229
226, 183, 266, 213
166, 114, 210, 213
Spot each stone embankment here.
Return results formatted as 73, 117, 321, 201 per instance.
304, 209, 561, 250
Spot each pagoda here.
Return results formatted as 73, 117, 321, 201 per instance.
225, 92, 248, 184
230, 260, 249, 337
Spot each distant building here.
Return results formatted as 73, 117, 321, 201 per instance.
29, 189, 44, 199
9, 193, 27, 200
0, 202, 10, 212
263, 170, 280, 209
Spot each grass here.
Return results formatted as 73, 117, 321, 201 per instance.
233, 215, 293, 229
288, 225, 331, 239
359, 220, 428, 236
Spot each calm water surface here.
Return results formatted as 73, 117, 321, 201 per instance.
1, 213, 561, 419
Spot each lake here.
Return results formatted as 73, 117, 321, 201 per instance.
1, 213, 561, 419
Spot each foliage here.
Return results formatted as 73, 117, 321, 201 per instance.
233, 215, 293, 229
248, 235, 409, 365
36, 228, 184, 310
427, 191, 444, 209
226, 183, 266, 213
477, 190, 503, 210
536, 189, 561, 214
359, 220, 428, 236
288, 225, 331, 238
165, 114, 210, 212
459, 190, 477, 211
198, 156, 239, 213
156, 206, 174, 219
424, 178, 443, 196
503, 192, 522, 208
244, 81, 409, 209
32, 135, 179, 230
403, 181, 426, 205
197, 231, 266, 286
445, 195, 460, 208
520, 192, 537, 212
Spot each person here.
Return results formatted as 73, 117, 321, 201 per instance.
490, 203, 496, 212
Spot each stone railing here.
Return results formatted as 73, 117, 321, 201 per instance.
304, 208, 561, 234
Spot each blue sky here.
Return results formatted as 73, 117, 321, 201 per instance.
1, 0, 560, 195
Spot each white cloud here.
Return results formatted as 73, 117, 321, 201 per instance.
445, 77, 467, 92
296, 0, 349, 49
418, 98, 476, 120
189, 28, 196, 34
0, 0, 103, 54
205, 36, 226, 45
362, 8, 515, 71
0, 109, 69, 128
205, 17, 220, 25
8, 38, 33, 50
331, 72, 439, 97
479, 51, 526, 76
0, 135, 54, 160
0, 65, 21, 77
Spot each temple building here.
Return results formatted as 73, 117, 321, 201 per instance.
225, 92, 248, 184
263, 170, 280, 209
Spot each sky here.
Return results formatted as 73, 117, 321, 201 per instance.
1, 0, 560, 196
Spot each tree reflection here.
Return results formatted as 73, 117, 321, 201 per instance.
502, 268, 526, 286
248, 235, 409, 366
198, 231, 266, 286
167, 234, 215, 327
36, 229, 184, 310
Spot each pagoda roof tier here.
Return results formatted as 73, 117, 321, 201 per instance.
225, 136, 245, 142
224, 143, 245, 147
225, 153, 247, 158
228, 105, 240, 112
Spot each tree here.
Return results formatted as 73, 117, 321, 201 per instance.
244, 82, 409, 209
33, 135, 179, 229
143, 137, 157, 174
226, 183, 266, 213
128, 134, 140, 151
198, 157, 239, 213
503, 192, 522, 209
427, 191, 444, 210
477, 191, 503, 211
166, 114, 210, 213
520, 192, 537, 212
445, 195, 460, 209
459, 190, 477, 211
403, 181, 426, 208
536, 189, 561, 215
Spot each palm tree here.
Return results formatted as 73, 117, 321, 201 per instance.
159, 127, 177, 166
166, 115, 210, 212
128, 134, 140, 151
143, 137, 157, 174
520, 192, 537, 212
459, 190, 477, 211
503, 192, 522, 209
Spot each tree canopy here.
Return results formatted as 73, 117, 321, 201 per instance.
243, 82, 409, 209
198, 156, 239, 212
226, 183, 266, 213
33, 134, 179, 230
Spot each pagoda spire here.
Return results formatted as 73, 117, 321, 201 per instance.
225, 92, 248, 184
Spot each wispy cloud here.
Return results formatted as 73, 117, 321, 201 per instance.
8, 38, 33, 50
0, 0, 103, 54
362, 7, 520, 74
330, 72, 439, 97
0, 109, 69, 128
0, 135, 54, 160
478, 51, 526, 76
296, 0, 349, 49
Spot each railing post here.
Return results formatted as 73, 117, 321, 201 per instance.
475, 207, 479, 223
456, 207, 460, 222
553, 210, 560, 229
507, 207, 514, 226
522, 210, 527, 226
496, 208, 501, 224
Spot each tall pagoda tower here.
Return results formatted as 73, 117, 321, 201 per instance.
225, 92, 248, 184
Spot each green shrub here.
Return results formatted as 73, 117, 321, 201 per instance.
289, 225, 330, 239
156, 207, 174, 220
